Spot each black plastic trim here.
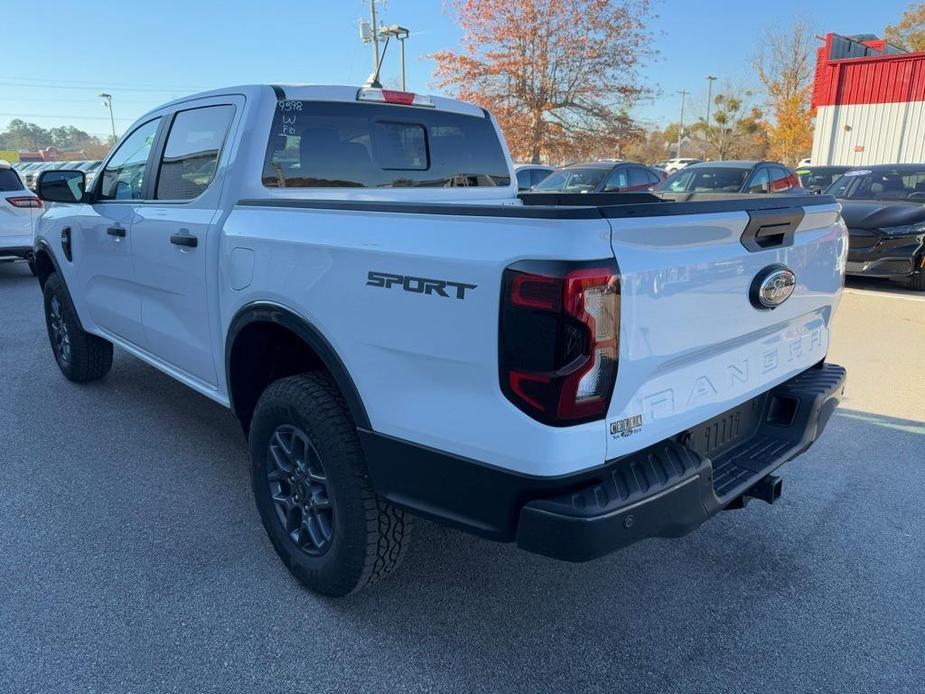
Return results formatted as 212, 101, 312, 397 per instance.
270, 85, 286, 100
740, 207, 805, 252
237, 198, 602, 219
225, 302, 371, 430
360, 363, 847, 558
237, 193, 835, 222
0, 246, 32, 259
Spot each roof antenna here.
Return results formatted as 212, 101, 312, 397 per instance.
364, 34, 391, 88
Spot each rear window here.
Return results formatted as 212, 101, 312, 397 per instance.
263, 100, 510, 188
0, 168, 24, 192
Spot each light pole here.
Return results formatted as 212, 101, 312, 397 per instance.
705, 76, 717, 125
99, 93, 116, 144
676, 90, 689, 158
379, 25, 410, 90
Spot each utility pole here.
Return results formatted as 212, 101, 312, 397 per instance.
369, 0, 380, 71
99, 93, 116, 145
705, 76, 717, 125
676, 90, 689, 158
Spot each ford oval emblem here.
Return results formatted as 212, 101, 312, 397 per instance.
751, 266, 796, 310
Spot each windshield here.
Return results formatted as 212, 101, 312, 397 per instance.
825, 169, 925, 201
797, 168, 848, 192
533, 168, 606, 193
656, 167, 748, 193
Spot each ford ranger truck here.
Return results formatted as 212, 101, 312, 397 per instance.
31, 85, 848, 597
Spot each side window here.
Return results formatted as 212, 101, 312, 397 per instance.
516, 169, 532, 189
156, 105, 235, 200
603, 167, 629, 191
748, 167, 770, 194
531, 168, 552, 187
0, 168, 25, 192
98, 118, 161, 201
769, 166, 793, 192
627, 166, 650, 188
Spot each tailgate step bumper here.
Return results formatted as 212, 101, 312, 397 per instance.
516, 363, 847, 562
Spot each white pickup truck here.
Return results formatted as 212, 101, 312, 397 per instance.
33, 85, 848, 596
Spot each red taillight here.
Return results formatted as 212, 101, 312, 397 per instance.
500, 260, 620, 426
6, 196, 43, 208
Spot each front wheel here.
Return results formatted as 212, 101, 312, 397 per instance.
910, 268, 925, 292
43, 273, 113, 381
249, 372, 413, 597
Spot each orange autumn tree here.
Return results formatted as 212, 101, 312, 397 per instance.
754, 17, 816, 166
431, 0, 654, 163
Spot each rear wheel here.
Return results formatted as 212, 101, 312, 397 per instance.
249, 372, 413, 597
43, 273, 113, 381
27, 256, 37, 277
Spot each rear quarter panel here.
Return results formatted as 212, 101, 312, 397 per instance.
221, 205, 616, 476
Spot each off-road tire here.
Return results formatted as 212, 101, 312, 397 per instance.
43, 272, 113, 382
249, 372, 413, 597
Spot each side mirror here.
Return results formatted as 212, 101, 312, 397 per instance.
37, 170, 85, 203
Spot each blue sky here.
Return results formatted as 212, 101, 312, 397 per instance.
0, 0, 911, 138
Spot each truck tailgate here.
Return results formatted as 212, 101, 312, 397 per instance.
603, 200, 847, 459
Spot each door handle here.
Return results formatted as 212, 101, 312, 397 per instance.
106, 226, 126, 238
170, 230, 198, 248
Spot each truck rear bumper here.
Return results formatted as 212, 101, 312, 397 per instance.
359, 363, 846, 560
516, 363, 847, 561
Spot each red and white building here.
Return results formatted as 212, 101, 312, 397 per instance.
811, 33, 925, 166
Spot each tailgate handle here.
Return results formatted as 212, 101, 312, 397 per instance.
740, 208, 804, 252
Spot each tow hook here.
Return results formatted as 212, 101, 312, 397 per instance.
724, 474, 783, 510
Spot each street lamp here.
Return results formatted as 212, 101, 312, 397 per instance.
676, 90, 689, 158
99, 93, 116, 144
379, 24, 410, 90
705, 76, 718, 124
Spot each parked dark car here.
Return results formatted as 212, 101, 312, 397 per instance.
653, 160, 803, 195
795, 165, 852, 193
532, 161, 664, 193
824, 164, 925, 290
513, 164, 555, 191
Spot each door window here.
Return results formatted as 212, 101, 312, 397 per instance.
627, 166, 651, 188
603, 167, 629, 191
531, 168, 552, 186
769, 166, 794, 192
156, 105, 235, 200
747, 167, 770, 194
516, 169, 532, 189
98, 118, 161, 201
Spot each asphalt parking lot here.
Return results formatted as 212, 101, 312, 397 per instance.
1, 262, 923, 694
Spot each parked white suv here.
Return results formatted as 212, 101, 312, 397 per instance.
0, 161, 42, 273
662, 157, 702, 174
32, 85, 847, 596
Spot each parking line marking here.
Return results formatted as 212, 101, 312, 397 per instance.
844, 288, 925, 302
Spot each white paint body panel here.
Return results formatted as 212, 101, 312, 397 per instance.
812, 101, 925, 166
35, 84, 847, 479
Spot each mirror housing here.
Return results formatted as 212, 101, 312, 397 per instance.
37, 169, 85, 203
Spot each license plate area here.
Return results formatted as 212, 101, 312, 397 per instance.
680, 395, 766, 459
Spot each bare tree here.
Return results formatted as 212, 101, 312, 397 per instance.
753, 17, 816, 166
